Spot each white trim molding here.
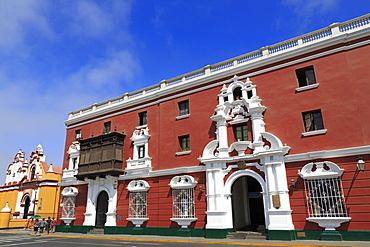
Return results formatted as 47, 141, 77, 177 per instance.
299, 161, 343, 179
65, 16, 370, 128
176, 114, 190, 120
307, 217, 351, 231
302, 129, 327, 137
169, 175, 198, 189
126, 217, 149, 227
127, 180, 150, 192
175, 150, 191, 156
170, 217, 198, 228
295, 83, 319, 92
285, 145, 370, 163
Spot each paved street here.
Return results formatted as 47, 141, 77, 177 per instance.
0, 231, 369, 247
0, 233, 280, 247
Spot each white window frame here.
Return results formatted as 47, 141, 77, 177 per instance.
126, 128, 152, 176
60, 187, 79, 226
126, 180, 150, 227
299, 161, 351, 230
169, 175, 198, 228
177, 100, 190, 119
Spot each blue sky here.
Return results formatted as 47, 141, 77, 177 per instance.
0, 0, 368, 184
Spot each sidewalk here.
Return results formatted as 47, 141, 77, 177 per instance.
3, 229, 369, 247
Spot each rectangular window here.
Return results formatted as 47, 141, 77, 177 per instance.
72, 158, 78, 169
139, 111, 147, 126
234, 125, 248, 141
103, 122, 111, 134
128, 192, 147, 218
138, 145, 145, 159
75, 129, 82, 140
302, 110, 324, 132
178, 100, 189, 116
296, 66, 316, 87
304, 178, 347, 217
179, 135, 190, 151
172, 188, 195, 218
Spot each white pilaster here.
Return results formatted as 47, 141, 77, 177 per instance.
83, 182, 95, 226
262, 155, 294, 230
204, 161, 232, 229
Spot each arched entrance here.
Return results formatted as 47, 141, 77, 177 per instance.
95, 191, 109, 228
23, 196, 30, 219
231, 176, 265, 231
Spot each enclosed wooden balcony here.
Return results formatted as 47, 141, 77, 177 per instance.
76, 132, 125, 180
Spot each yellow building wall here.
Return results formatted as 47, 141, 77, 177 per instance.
9, 219, 28, 228
36, 186, 60, 219
0, 189, 18, 214
43, 172, 61, 181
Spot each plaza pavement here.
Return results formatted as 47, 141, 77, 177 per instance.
2, 229, 369, 247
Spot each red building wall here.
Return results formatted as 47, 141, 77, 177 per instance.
61, 32, 370, 233
115, 172, 207, 228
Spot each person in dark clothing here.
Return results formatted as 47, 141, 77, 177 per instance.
46, 217, 51, 234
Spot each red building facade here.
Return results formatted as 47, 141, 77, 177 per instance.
58, 14, 370, 241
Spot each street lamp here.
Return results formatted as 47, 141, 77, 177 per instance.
356, 157, 366, 172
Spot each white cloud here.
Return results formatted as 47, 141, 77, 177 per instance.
69, 0, 133, 38
0, 47, 142, 184
71, 1, 113, 37
67, 50, 141, 94
283, 0, 337, 14
0, 0, 139, 185
0, 0, 54, 53
281, 0, 338, 31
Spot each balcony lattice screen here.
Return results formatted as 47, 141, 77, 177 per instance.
128, 192, 147, 218
304, 178, 348, 217
172, 188, 195, 218
62, 196, 76, 218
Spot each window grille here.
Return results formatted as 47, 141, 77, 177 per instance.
128, 192, 147, 218
62, 196, 76, 218
172, 188, 195, 218
304, 178, 348, 218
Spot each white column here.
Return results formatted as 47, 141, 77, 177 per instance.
249, 105, 266, 153
214, 117, 229, 158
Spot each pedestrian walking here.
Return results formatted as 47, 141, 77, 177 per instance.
39, 218, 45, 233
25, 219, 33, 230
50, 218, 57, 233
46, 217, 51, 234
33, 219, 40, 236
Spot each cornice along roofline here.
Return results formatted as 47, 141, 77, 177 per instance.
65, 15, 370, 128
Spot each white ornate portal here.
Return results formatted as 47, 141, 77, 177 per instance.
199, 76, 294, 231
82, 176, 118, 227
